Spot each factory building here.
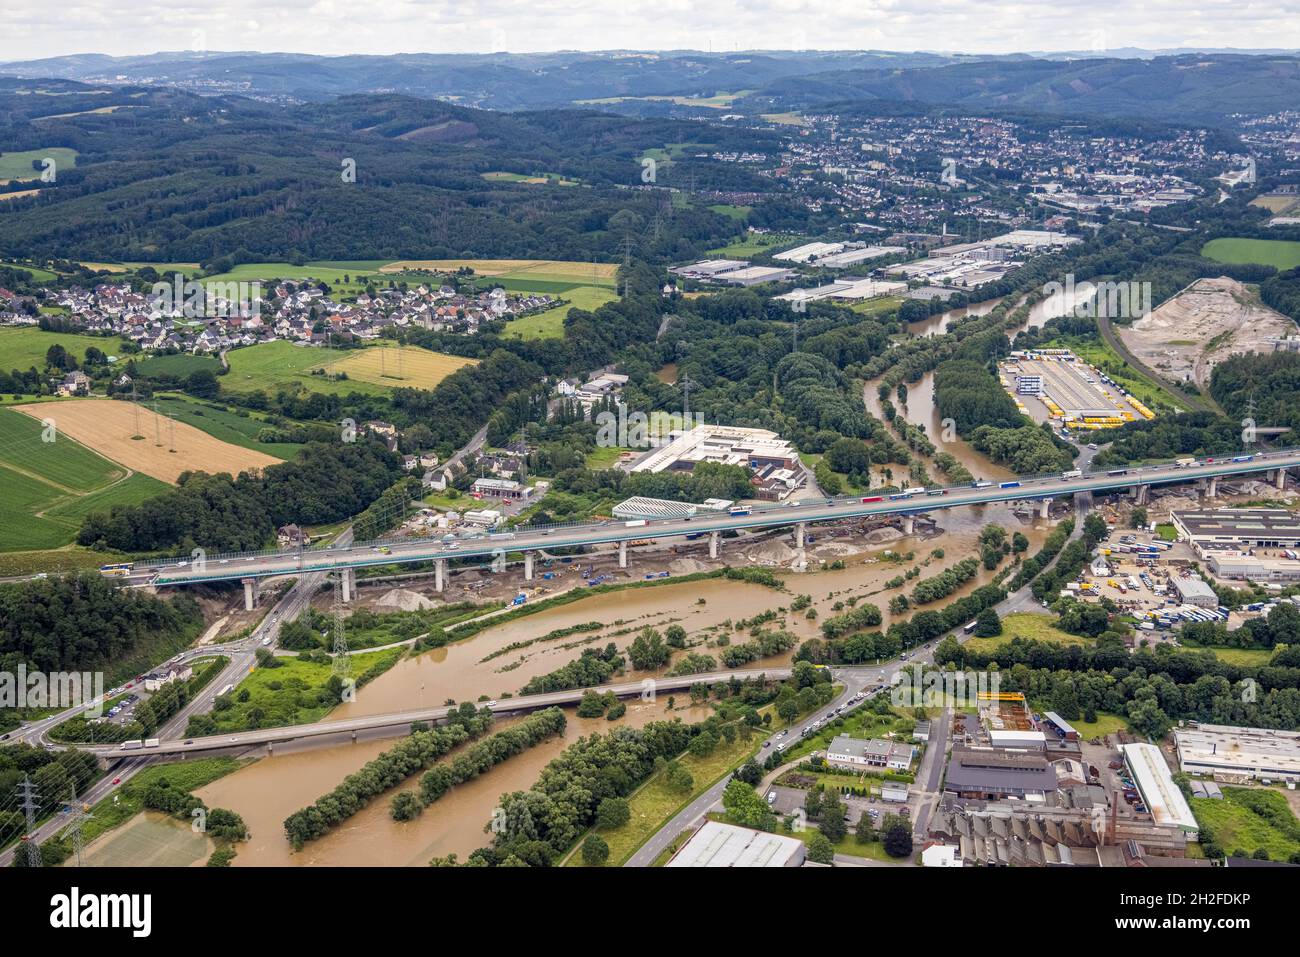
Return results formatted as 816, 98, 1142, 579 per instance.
1172, 509, 1300, 551
1174, 724, 1300, 783
667, 821, 806, 868
1121, 743, 1199, 836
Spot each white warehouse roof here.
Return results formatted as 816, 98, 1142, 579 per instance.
1122, 743, 1198, 834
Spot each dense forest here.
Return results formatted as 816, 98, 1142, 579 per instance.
77, 440, 404, 553
0, 574, 203, 676
0, 80, 788, 263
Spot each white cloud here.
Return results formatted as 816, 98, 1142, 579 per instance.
3, 0, 1298, 60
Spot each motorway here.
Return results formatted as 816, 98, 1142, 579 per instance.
119, 449, 1299, 588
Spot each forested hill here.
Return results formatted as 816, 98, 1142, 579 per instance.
744, 54, 1300, 124
0, 81, 785, 263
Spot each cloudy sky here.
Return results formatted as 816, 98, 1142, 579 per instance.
5, 0, 1298, 61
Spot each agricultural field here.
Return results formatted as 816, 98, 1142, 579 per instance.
481, 171, 580, 186
503, 285, 619, 340
378, 258, 617, 286
151, 393, 305, 460
0, 406, 168, 552
0, 146, 77, 182
0, 326, 128, 372
575, 91, 752, 109
0, 261, 57, 281
1201, 237, 1300, 271
224, 341, 473, 396
12, 398, 281, 483
133, 353, 223, 379
327, 343, 477, 390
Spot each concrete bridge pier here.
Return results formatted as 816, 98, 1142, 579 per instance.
795, 522, 807, 549
1038, 499, 1051, 520
618, 540, 628, 568
709, 530, 720, 560
524, 551, 535, 581
902, 515, 915, 536
1134, 485, 1149, 505
434, 558, 446, 592
341, 567, 354, 603
242, 577, 259, 611
1275, 468, 1288, 491
1206, 476, 1218, 500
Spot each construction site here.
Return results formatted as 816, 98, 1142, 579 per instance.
1116, 277, 1297, 389
999, 349, 1155, 430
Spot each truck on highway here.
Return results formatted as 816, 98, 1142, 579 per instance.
861, 496, 884, 503
728, 506, 752, 516
999, 481, 1021, 489
119, 740, 143, 751
903, 486, 926, 495
972, 481, 993, 489
1232, 455, 1254, 463
624, 519, 648, 527
1061, 469, 1082, 480
261, 634, 273, 645
1175, 457, 1198, 468
1107, 469, 1128, 477
143, 738, 160, 749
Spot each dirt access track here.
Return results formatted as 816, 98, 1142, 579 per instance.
15, 398, 280, 483
1117, 277, 1296, 390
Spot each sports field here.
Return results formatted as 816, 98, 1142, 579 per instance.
13, 398, 281, 483
223, 341, 474, 396
1202, 237, 1300, 271
0, 406, 169, 551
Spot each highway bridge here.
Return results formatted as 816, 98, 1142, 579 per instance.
113, 449, 1298, 607
78, 669, 799, 758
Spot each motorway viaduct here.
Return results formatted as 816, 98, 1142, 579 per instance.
114, 450, 1299, 611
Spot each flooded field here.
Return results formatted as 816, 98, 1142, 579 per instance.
175, 500, 1048, 867
78, 811, 215, 868
195, 698, 711, 867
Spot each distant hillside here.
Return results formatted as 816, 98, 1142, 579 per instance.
745, 54, 1300, 123
0, 80, 786, 263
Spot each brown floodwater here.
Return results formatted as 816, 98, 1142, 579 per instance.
864, 286, 1096, 481
185, 505, 1048, 867
195, 698, 711, 867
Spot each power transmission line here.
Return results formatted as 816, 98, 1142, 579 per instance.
18, 776, 42, 868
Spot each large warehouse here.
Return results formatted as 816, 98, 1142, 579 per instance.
1174, 724, 1300, 783
1122, 743, 1199, 835
1172, 509, 1300, 551
667, 821, 806, 868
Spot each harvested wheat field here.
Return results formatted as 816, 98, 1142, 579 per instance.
14, 399, 281, 483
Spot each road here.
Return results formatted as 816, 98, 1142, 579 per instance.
624, 666, 884, 866
115, 448, 1297, 588
0, 534, 347, 867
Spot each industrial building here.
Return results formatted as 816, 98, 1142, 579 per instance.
1206, 552, 1300, 583
1121, 743, 1199, 835
1174, 724, 1300, 783
632, 424, 798, 474
1043, 712, 1080, 741
1172, 509, 1300, 551
776, 277, 907, 303
825, 735, 916, 771
988, 729, 1048, 751
944, 748, 1059, 800
1170, 574, 1218, 608
666, 820, 806, 868
713, 265, 798, 287
610, 496, 699, 520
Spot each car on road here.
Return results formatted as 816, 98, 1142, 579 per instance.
112, 777, 121, 784
487, 700, 498, 707
767, 791, 776, 803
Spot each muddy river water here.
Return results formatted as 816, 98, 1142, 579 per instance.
145, 290, 1087, 867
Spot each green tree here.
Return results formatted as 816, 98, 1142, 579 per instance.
582, 834, 610, 866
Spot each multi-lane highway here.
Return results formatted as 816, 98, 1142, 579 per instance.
115, 449, 1298, 588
